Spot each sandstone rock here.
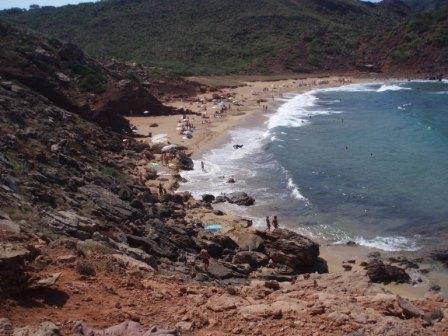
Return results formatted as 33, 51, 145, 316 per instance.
364, 259, 410, 284
13, 321, 60, 336
46, 210, 99, 239
263, 229, 320, 271
207, 261, 240, 280
214, 195, 226, 203
224, 192, 255, 206
35, 273, 61, 288
111, 254, 155, 272
76, 240, 112, 256
239, 304, 273, 320
271, 300, 305, 314
175, 321, 192, 332
174, 152, 193, 171
264, 280, 280, 291
342, 264, 353, 271
0, 318, 13, 336
0, 243, 36, 296
57, 255, 76, 263
0, 213, 20, 234
398, 297, 423, 319
206, 294, 247, 312
201, 194, 215, 203
233, 251, 268, 268
327, 311, 349, 326
431, 249, 448, 267
73, 320, 178, 335
116, 243, 158, 269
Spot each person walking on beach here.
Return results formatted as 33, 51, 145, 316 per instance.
199, 248, 210, 271
272, 216, 279, 230
266, 216, 271, 232
201, 161, 205, 172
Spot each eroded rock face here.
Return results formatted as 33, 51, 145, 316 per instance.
93, 81, 178, 121
364, 259, 410, 284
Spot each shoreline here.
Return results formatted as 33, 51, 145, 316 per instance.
128, 76, 372, 157
128, 76, 448, 300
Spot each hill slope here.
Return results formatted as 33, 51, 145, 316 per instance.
401, 0, 446, 12
0, 0, 406, 75
359, 1, 448, 75
0, 21, 199, 132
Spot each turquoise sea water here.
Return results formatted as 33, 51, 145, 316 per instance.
181, 81, 448, 251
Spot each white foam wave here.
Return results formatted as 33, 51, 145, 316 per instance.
266, 92, 317, 129
286, 177, 308, 203
352, 236, 419, 252
376, 84, 411, 92
318, 83, 378, 92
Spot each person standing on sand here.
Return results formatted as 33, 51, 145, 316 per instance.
266, 216, 271, 232
201, 161, 205, 172
199, 249, 210, 271
273, 216, 279, 229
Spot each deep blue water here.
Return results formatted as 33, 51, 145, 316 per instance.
181, 81, 448, 251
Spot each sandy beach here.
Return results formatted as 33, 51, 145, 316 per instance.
128, 76, 368, 157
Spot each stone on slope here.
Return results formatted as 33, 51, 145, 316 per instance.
206, 294, 248, 312
233, 251, 268, 268
364, 259, 410, 284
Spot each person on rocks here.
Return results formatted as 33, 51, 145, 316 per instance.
158, 182, 165, 195
199, 249, 210, 271
266, 216, 271, 232
272, 215, 279, 229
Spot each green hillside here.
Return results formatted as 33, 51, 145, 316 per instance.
401, 0, 446, 12
0, 0, 405, 75
358, 0, 448, 74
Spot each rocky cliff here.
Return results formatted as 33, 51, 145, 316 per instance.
0, 22, 189, 133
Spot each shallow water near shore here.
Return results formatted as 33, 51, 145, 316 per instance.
180, 81, 448, 253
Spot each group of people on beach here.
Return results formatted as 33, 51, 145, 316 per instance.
266, 215, 279, 232
177, 114, 195, 138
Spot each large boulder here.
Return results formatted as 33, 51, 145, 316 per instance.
13, 321, 60, 336
431, 249, 448, 267
174, 151, 193, 171
202, 194, 215, 203
260, 229, 320, 271
46, 210, 99, 239
364, 259, 410, 284
225, 192, 255, 206
0, 243, 37, 297
233, 251, 269, 268
126, 235, 179, 261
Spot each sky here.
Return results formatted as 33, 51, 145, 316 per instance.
0, 0, 99, 10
